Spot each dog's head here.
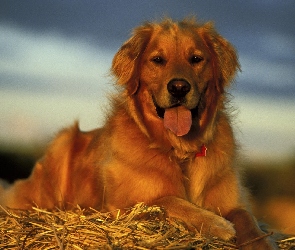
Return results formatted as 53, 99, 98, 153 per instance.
112, 18, 239, 140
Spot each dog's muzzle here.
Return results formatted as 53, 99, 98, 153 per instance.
152, 79, 196, 136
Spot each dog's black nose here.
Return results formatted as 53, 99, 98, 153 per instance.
167, 79, 191, 98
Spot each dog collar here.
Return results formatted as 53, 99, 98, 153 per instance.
196, 144, 207, 157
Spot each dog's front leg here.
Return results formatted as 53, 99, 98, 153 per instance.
226, 208, 278, 250
153, 195, 236, 241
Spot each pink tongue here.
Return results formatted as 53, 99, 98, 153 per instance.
164, 106, 192, 136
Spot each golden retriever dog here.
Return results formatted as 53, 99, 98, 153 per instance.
0, 18, 276, 249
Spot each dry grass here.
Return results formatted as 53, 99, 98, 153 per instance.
0, 203, 294, 250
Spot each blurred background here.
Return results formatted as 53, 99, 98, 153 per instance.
0, 0, 294, 234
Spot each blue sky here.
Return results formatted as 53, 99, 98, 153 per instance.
0, 0, 294, 162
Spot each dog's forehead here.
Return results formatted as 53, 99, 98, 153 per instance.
147, 25, 208, 54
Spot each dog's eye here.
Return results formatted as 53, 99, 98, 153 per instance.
151, 56, 165, 65
190, 55, 203, 64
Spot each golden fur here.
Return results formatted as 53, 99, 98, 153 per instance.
0, 18, 276, 249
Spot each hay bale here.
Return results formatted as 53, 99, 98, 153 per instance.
0, 203, 293, 249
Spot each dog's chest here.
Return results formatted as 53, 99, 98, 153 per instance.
176, 157, 208, 206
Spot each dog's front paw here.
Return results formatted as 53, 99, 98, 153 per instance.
201, 213, 236, 241
185, 210, 236, 241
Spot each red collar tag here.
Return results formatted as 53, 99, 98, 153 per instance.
196, 144, 207, 157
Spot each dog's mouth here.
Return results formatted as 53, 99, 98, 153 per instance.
153, 97, 199, 137
154, 102, 198, 119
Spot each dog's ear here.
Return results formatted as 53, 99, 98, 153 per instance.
112, 24, 153, 95
201, 22, 240, 89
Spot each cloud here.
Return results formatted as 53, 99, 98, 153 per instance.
258, 32, 295, 60
234, 94, 295, 161
0, 24, 114, 145
0, 89, 107, 144
239, 54, 294, 88
0, 24, 114, 95
236, 30, 295, 95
